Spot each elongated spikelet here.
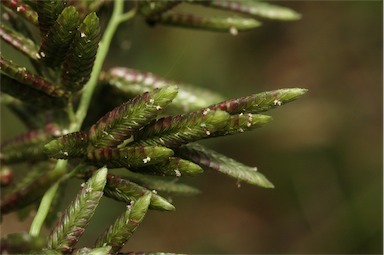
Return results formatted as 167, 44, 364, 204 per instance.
133, 157, 203, 176
208, 88, 308, 114
48, 167, 107, 253
104, 174, 175, 211
61, 12, 101, 91
177, 143, 274, 188
89, 86, 178, 148
86, 146, 174, 169
148, 12, 260, 33
38, 6, 81, 68
197, 0, 301, 20
101, 67, 224, 112
36, 0, 66, 36
44, 131, 89, 159
133, 110, 229, 147
0, 56, 69, 98
95, 193, 151, 253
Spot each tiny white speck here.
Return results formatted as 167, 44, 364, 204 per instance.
39, 52, 46, 58
16, 6, 22, 12
230, 27, 238, 36
239, 113, 244, 116
143, 156, 151, 164
152, 190, 158, 194
247, 122, 252, 127
174, 169, 181, 177
236, 181, 241, 188
81, 183, 85, 187
63, 151, 69, 156
252, 167, 258, 172
156, 105, 162, 110
205, 130, 211, 136
273, 99, 282, 106
239, 128, 244, 133
80, 32, 86, 38
202, 108, 210, 116
149, 98, 155, 104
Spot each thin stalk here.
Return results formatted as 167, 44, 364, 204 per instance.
29, 182, 59, 236
29, 160, 67, 236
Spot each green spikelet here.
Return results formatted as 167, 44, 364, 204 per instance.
95, 193, 151, 253
104, 174, 175, 211
208, 88, 308, 114
0, 74, 66, 108
0, 124, 61, 164
36, 0, 66, 36
100, 67, 225, 113
38, 6, 81, 68
212, 113, 273, 137
86, 146, 174, 169
44, 131, 89, 159
0, 23, 39, 60
89, 86, 178, 148
1, 0, 38, 25
197, 0, 301, 21
61, 12, 101, 92
138, 0, 180, 17
177, 143, 274, 188
133, 110, 230, 148
0, 56, 69, 98
134, 157, 204, 177
148, 12, 260, 33
48, 167, 107, 253
124, 170, 200, 195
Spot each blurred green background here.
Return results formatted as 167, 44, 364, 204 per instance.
1, 1, 382, 254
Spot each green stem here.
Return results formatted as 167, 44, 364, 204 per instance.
29, 182, 59, 236
29, 160, 67, 236
29, 0, 136, 236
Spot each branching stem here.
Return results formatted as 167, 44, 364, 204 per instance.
29, 0, 136, 237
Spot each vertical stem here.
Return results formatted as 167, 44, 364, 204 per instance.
29, 182, 60, 236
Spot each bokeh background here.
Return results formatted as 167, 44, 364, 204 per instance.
1, 1, 382, 254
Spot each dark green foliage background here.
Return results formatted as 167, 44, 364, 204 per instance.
1, 1, 382, 253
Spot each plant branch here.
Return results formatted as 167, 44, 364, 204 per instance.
28, 0, 137, 237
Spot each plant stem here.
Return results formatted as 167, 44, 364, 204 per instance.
29, 160, 67, 236
29, 0, 136, 236
29, 182, 59, 236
